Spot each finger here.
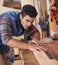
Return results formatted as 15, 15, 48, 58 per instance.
29, 48, 36, 51
36, 45, 48, 51
32, 39, 43, 46
40, 46, 48, 51
29, 41, 39, 46
31, 40, 40, 46
36, 46, 43, 51
36, 41, 44, 46
36, 48, 42, 51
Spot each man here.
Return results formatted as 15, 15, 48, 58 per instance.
50, 4, 58, 38
0, 5, 47, 65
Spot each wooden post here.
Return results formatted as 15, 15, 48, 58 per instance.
21, 0, 33, 7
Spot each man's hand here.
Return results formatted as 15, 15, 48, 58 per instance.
28, 39, 47, 51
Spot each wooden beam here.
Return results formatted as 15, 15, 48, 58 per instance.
33, 51, 58, 65
20, 41, 58, 65
20, 50, 40, 65
21, 0, 33, 7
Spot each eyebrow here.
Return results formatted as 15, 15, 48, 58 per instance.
26, 19, 30, 22
26, 19, 34, 23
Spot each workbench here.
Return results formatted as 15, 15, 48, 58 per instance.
12, 36, 58, 65
20, 41, 58, 65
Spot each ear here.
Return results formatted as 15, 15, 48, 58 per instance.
20, 14, 22, 19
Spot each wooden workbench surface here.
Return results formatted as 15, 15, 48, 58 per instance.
44, 41, 58, 60
12, 33, 58, 65
20, 50, 39, 65
20, 41, 58, 65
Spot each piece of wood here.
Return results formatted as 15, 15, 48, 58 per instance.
44, 41, 58, 60
13, 60, 23, 65
33, 41, 58, 65
3, 2, 21, 9
20, 50, 40, 65
33, 51, 58, 65
14, 48, 19, 55
20, 41, 58, 65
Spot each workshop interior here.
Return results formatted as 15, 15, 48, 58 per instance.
0, 0, 58, 65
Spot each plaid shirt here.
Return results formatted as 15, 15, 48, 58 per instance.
0, 11, 39, 45
0, 16, 12, 45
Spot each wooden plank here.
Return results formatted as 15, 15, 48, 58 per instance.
33, 41, 58, 65
14, 48, 19, 55
33, 51, 58, 65
20, 50, 40, 65
21, 0, 32, 7
44, 41, 58, 60
13, 60, 23, 65
20, 41, 58, 65
3, 2, 21, 9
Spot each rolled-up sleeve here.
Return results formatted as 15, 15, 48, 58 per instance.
0, 16, 12, 45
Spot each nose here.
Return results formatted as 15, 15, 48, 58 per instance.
28, 22, 31, 26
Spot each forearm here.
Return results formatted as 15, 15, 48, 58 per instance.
6, 38, 47, 51
6, 38, 35, 49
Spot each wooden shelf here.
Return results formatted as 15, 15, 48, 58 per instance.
3, 1, 21, 9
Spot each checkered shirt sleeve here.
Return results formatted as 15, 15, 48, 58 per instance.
0, 16, 12, 45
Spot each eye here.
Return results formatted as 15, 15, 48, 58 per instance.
26, 19, 30, 22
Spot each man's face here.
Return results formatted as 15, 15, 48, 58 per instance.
20, 15, 35, 29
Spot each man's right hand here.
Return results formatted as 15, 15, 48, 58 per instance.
28, 39, 47, 51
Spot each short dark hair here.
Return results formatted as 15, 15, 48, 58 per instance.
21, 5, 38, 18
